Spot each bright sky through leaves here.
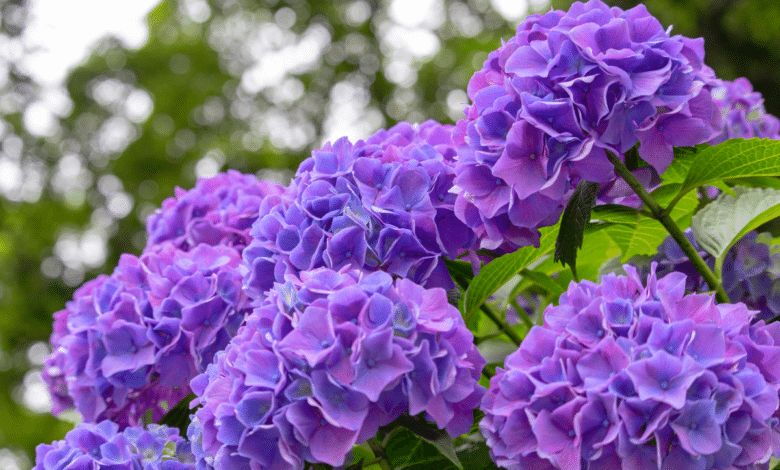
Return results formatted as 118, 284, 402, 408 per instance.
21, 0, 161, 85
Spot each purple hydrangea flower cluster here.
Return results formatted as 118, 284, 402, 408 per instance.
44, 171, 282, 427
649, 230, 780, 322
481, 264, 780, 469
453, 0, 720, 251
710, 78, 780, 144
43, 242, 252, 428
146, 170, 284, 253
242, 120, 477, 299
35, 421, 195, 470
188, 267, 486, 469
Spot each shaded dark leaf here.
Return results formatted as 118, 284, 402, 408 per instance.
555, 180, 600, 279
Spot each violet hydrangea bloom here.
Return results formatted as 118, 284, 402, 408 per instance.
35, 421, 195, 470
242, 120, 477, 299
647, 230, 780, 322
710, 77, 780, 144
454, 0, 720, 252
146, 170, 284, 252
42, 242, 253, 428
189, 267, 485, 469
480, 264, 780, 469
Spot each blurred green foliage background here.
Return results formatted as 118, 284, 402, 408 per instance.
0, 0, 778, 467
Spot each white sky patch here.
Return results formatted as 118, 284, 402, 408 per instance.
389, 0, 445, 29
490, 0, 530, 21
21, 0, 161, 85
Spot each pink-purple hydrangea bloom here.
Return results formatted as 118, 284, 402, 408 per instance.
44, 172, 282, 427
649, 230, 780, 322
146, 170, 285, 252
480, 264, 780, 469
710, 78, 780, 144
453, 0, 720, 252
43, 243, 253, 428
241, 120, 477, 300
34, 421, 195, 470
188, 267, 486, 469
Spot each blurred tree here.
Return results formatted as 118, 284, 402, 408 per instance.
0, 0, 77, 466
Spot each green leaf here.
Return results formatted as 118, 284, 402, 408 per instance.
343, 459, 364, 470
662, 145, 702, 184
711, 180, 737, 198
691, 186, 780, 264
735, 176, 780, 190
651, 184, 684, 207
555, 180, 601, 279
456, 440, 501, 470
591, 204, 641, 225
575, 223, 624, 281
600, 190, 699, 261
393, 414, 463, 469
666, 187, 700, 229
384, 428, 460, 470
520, 268, 565, 298
442, 258, 475, 288
464, 225, 557, 323
601, 220, 668, 260
344, 444, 376, 470
680, 138, 780, 196
158, 393, 196, 437
426, 434, 461, 469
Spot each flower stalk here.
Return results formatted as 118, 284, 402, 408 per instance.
605, 150, 730, 303
480, 304, 523, 346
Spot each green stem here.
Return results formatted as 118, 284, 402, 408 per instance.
474, 331, 504, 345
605, 151, 730, 304
367, 437, 393, 470
480, 304, 523, 346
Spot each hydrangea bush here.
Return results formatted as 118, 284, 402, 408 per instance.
43, 171, 279, 427
188, 267, 484, 469
242, 120, 476, 298
42, 242, 253, 428
481, 264, 780, 469
35, 1, 780, 469
453, 0, 720, 252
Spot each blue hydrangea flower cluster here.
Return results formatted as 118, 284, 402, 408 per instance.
481, 264, 780, 469
146, 170, 285, 253
710, 78, 780, 144
35, 421, 195, 470
242, 120, 477, 299
188, 267, 486, 469
649, 230, 780, 322
453, 0, 720, 252
43, 242, 253, 428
